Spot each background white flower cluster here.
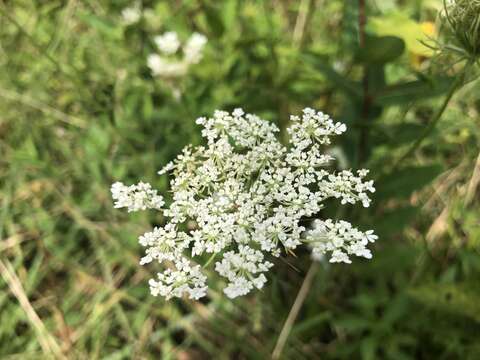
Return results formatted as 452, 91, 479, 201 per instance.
121, 3, 142, 25
112, 108, 377, 300
147, 31, 207, 78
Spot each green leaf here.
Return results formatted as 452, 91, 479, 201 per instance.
409, 283, 480, 323
203, 5, 225, 37
302, 53, 362, 98
368, 12, 435, 57
78, 13, 122, 40
291, 312, 331, 336
366, 63, 386, 97
375, 206, 419, 236
336, 316, 371, 331
361, 336, 378, 360
142, 93, 154, 121
84, 122, 110, 163
355, 35, 405, 64
374, 77, 454, 106
376, 165, 443, 200
381, 123, 426, 146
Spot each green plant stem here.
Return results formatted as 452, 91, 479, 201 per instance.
391, 59, 474, 171
203, 253, 217, 268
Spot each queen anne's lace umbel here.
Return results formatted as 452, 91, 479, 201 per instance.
121, 3, 141, 25
147, 31, 207, 78
112, 108, 377, 299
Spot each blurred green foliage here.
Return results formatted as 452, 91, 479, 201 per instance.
0, 0, 479, 359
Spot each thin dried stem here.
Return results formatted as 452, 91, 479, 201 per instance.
292, 0, 311, 48
0, 258, 66, 359
465, 151, 480, 205
0, 87, 86, 128
272, 262, 318, 359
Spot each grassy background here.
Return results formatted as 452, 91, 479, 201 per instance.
1, 0, 480, 359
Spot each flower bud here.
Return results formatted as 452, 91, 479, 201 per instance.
444, 0, 480, 57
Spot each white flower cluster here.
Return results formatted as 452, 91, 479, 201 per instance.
121, 3, 142, 25
112, 108, 377, 300
111, 181, 164, 212
148, 258, 207, 300
215, 245, 273, 298
307, 219, 378, 263
147, 32, 207, 78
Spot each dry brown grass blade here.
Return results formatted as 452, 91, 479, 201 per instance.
0, 258, 66, 359
0, 234, 25, 252
272, 263, 318, 360
425, 153, 480, 243
465, 151, 480, 205
0, 87, 86, 128
426, 206, 450, 242
292, 0, 311, 47
423, 163, 467, 243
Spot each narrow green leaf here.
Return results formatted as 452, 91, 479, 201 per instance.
377, 165, 443, 200
374, 77, 454, 106
409, 283, 480, 323
78, 13, 122, 40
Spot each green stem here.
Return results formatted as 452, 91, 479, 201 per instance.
203, 253, 217, 268
391, 59, 474, 171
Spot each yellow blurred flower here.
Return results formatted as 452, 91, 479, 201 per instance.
410, 21, 437, 69
368, 13, 437, 68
